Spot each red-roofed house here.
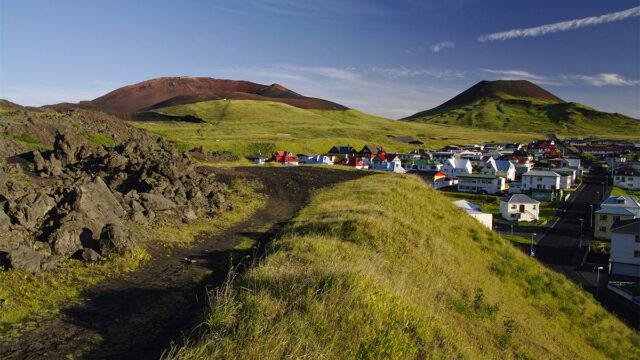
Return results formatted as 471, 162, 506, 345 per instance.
272, 151, 299, 166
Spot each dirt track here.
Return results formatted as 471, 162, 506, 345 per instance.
0, 166, 368, 360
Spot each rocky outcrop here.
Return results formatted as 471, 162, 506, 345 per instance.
0, 107, 228, 271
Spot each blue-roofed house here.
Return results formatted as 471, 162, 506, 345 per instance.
594, 206, 638, 240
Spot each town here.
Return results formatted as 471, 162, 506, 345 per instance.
247, 137, 640, 308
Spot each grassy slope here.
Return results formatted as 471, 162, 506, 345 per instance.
129, 100, 541, 155
403, 95, 640, 138
167, 174, 638, 359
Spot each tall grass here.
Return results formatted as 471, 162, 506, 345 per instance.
165, 173, 639, 359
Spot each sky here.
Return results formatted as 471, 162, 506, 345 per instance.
1, 0, 639, 119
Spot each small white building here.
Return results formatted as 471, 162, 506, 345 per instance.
481, 158, 516, 181
245, 155, 269, 165
442, 158, 473, 179
452, 200, 493, 229
372, 162, 406, 173
610, 219, 640, 278
299, 154, 334, 165
457, 174, 506, 195
521, 170, 561, 192
614, 168, 640, 190
500, 194, 540, 222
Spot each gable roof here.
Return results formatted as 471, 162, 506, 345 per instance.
601, 196, 640, 209
523, 170, 560, 177
614, 167, 640, 176
494, 160, 514, 172
359, 144, 383, 154
328, 145, 355, 154
594, 208, 636, 216
500, 194, 540, 204
610, 218, 640, 235
452, 200, 480, 211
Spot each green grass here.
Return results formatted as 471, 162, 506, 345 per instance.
165, 173, 639, 359
403, 97, 640, 138
129, 100, 542, 156
0, 178, 266, 340
13, 133, 40, 144
611, 186, 640, 198
504, 235, 534, 245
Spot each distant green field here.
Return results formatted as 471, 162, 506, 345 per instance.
129, 100, 542, 155
403, 96, 640, 137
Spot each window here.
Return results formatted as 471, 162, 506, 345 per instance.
617, 199, 625, 204
511, 214, 517, 218
532, 205, 537, 209
636, 235, 640, 243
511, 205, 516, 209
599, 226, 607, 232
600, 215, 607, 221
635, 250, 640, 258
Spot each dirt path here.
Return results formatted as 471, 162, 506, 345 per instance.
1, 166, 368, 360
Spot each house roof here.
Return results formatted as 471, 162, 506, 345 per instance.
406, 159, 441, 166
452, 200, 481, 211
458, 173, 500, 179
614, 167, 640, 176
494, 160, 514, 172
594, 208, 636, 216
523, 170, 560, 177
610, 219, 640, 235
359, 144, 383, 154
328, 145, 354, 154
500, 194, 540, 204
602, 196, 640, 209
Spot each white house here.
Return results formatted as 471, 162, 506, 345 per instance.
508, 182, 524, 194
431, 151, 455, 163
600, 196, 640, 217
610, 219, 640, 278
614, 168, 640, 190
442, 158, 472, 179
553, 169, 574, 189
452, 200, 493, 229
457, 174, 506, 195
521, 170, 561, 192
500, 194, 540, 222
299, 154, 334, 165
245, 155, 269, 165
481, 158, 516, 181
372, 162, 406, 173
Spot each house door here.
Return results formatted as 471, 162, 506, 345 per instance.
519, 205, 525, 213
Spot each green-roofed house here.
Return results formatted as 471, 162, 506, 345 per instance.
457, 173, 506, 195
404, 159, 442, 172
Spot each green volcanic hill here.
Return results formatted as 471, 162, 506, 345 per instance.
402, 80, 639, 135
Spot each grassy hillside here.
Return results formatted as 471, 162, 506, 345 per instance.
166, 173, 638, 359
403, 96, 640, 137
130, 100, 541, 155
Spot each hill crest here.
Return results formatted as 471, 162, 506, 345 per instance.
438, 80, 564, 108
88, 76, 348, 115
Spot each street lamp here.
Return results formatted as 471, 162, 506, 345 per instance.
530, 233, 536, 257
579, 218, 583, 248
589, 204, 593, 229
596, 266, 604, 299
601, 181, 605, 200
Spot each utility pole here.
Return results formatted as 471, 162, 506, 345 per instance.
596, 266, 603, 299
530, 233, 536, 257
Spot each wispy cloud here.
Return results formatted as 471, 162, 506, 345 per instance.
430, 41, 455, 52
481, 69, 565, 86
371, 67, 465, 79
564, 73, 640, 87
285, 65, 360, 80
479, 6, 640, 42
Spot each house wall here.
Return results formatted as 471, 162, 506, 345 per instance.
500, 201, 539, 222
594, 214, 636, 240
610, 232, 640, 277
522, 175, 560, 191
614, 175, 640, 190
457, 177, 504, 195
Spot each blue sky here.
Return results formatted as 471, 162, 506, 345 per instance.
1, 0, 638, 119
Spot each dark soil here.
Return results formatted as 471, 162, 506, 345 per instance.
0, 166, 369, 360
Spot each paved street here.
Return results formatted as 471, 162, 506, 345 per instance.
523, 143, 639, 329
